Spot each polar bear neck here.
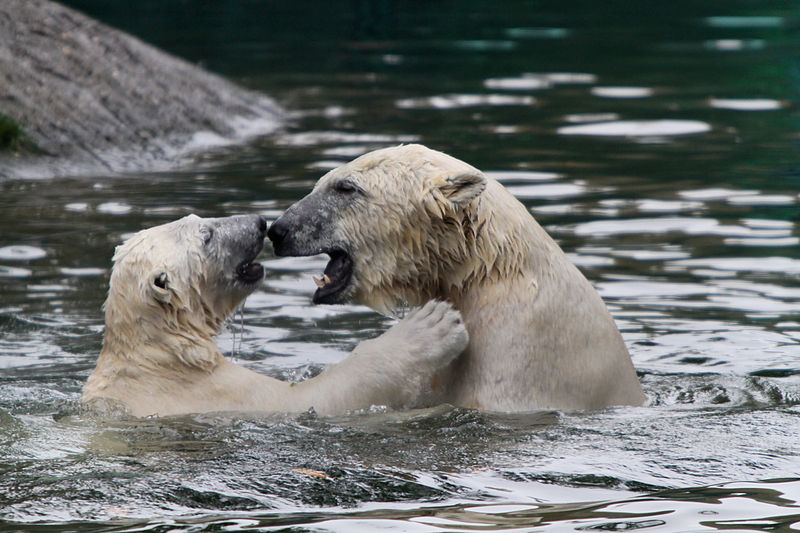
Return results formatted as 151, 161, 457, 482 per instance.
440, 198, 539, 303
98, 289, 225, 375
359, 180, 542, 315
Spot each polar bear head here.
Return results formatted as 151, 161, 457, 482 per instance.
269, 144, 531, 315
102, 214, 267, 370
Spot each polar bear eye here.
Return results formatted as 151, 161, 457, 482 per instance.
154, 272, 168, 289
333, 180, 360, 194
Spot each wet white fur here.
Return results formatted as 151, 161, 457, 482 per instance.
311, 145, 645, 411
82, 215, 468, 417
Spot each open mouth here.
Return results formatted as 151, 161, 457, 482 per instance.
236, 260, 264, 284
312, 250, 353, 304
235, 238, 266, 285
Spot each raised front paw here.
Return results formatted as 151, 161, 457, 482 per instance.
387, 300, 468, 367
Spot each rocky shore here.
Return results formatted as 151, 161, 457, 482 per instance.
0, 0, 282, 179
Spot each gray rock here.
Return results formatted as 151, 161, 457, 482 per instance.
0, 0, 282, 179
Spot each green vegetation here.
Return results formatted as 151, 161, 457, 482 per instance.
0, 113, 38, 153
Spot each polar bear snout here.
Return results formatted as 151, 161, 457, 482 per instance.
204, 214, 268, 287
268, 198, 356, 305
267, 195, 337, 258
267, 213, 301, 258
266, 217, 288, 249
235, 259, 265, 285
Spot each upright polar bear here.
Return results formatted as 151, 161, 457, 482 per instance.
268, 144, 645, 412
82, 213, 468, 417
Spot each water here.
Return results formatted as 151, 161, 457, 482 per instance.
2, 0, 800, 530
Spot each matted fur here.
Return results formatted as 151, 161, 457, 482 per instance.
269, 145, 645, 411
82, 214, 468, 417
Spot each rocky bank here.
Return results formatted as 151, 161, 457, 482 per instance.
0, 0, 282, 179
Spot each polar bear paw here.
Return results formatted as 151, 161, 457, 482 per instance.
385, 300, 468, 369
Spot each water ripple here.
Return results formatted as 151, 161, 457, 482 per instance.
558, 120, 711, 137
396, 94, 535, 110
0, 245, 47, 261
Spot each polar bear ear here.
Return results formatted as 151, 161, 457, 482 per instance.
439, 171, 487, 206
149, 269, 172, 305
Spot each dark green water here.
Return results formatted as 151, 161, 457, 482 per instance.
2, 1, 799, 530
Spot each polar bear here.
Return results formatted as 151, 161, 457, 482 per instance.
268, 145, 646, 412
82, 213, 468, 417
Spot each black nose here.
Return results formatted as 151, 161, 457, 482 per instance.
257, 215, 268, 233
267, 217, 287, 244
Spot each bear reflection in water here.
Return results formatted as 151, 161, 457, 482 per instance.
269, 144, 645, 412
82, 213, 468, 417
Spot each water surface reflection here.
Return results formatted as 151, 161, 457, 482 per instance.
2, 0, 800, 530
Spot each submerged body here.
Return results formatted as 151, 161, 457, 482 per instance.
82, 214, 468, 417
269, 144, 645, 411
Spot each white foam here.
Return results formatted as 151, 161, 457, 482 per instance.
4, 104, 283, 180
228, 110, 286, 140
184, 131, 232, 151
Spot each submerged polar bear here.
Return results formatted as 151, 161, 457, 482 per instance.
82, 214, 468, 417
268, 144, 645, 412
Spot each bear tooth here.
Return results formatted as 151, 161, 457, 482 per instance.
313, 274, 332, 287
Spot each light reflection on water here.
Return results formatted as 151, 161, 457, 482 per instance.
2, 0, 800, 530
